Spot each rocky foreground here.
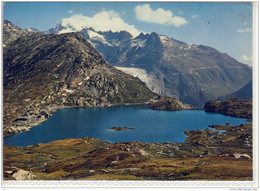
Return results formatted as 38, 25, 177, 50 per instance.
4, 122, 252, 181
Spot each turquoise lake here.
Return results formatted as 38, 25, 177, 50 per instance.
4, 104, 249, 147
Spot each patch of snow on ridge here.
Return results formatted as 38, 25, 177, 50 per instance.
159, 35, 169, 44
159, 35, 176, 47
115, 67, 164, 95
87, 30, 105, 41
87, 30, 112, 46
58, 28, 75, 34
130, 39, 147, 48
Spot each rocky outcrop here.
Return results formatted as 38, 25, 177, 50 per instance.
4, 109, 52, 137
148, 96, 196, 111
203, 98, 252, 120
233, 153, 251, 159
110, 127, 136, 131
12, 169, 37, 180
3, 21, 156, 137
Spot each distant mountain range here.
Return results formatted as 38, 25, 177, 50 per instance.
3, 20, 156, 136
45, 24, 252, 107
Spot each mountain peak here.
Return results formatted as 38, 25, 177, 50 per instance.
3, 20, 28, 47
25, 27, 40, 33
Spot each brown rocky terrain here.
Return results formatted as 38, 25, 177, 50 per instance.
3, 123, 252, 180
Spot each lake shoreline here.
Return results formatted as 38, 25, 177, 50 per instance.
3, 123, 252, 180
4, 104, 249, 147
3, 101, 153, 138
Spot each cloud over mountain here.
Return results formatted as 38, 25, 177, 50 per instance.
60, 11, 141, 37
135, 4, 188, 27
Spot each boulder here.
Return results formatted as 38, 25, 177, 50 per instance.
12, 169, 37, 180
233, 153, 251, 159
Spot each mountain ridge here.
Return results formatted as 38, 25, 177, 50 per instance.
3, 21, 156, 136
69, 26, 252, 107
4, 20, 252, 108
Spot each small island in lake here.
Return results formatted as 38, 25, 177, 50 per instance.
110, 127, 136, 131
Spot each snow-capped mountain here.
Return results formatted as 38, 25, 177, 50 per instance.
25, 27, 40, 33
46, 24, 252, 108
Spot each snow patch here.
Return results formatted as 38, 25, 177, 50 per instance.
159, 35, 169, 44
130, 39, 147, 48
58, 28, 75, 34
87, 30, 112, 46
87, 30, 105, 41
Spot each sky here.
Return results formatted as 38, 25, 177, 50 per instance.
3, 2, 253, 65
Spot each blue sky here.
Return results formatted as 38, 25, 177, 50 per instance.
3, 2, 253, 65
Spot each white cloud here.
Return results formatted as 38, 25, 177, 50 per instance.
60, 11, 141, 37
244, 22, 247, 25
191, 15, 198, 19
68, 10, 73, 14
237, 28, 252, 33
135, 4, 188, 27
178, 11, 183, 14
241, 55, 252, 62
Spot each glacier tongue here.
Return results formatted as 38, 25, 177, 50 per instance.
115, 66, 164, 95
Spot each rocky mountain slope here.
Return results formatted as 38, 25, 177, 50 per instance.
3, 21, 156, 136
218, 81, 252, 100
3, 20, 28, 47
65, 28, 252, 108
